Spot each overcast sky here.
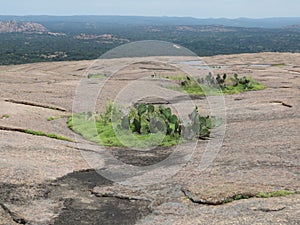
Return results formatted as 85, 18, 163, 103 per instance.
0, 0, 299, 18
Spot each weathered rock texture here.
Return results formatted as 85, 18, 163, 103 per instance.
0, 53, 299, 224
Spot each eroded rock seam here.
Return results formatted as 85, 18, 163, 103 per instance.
5, 99, 67, 112
181, 188, 256, 205
90, 190, 152, 202
0, 202, 27, 224
182, 188, 300, 206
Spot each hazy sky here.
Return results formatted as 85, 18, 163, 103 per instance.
0, 0, 299, 18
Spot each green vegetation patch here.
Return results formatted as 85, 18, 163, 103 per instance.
47, 115, 69, 121
271, 63, 285, 67
87, 74, 107, 79
256, 190, 299, 198
24, 129, 72, 142
1, 114, 10, 119
224, 194, 253, 203
157, 73, 265, 96
68, 102, 222, 148
223, 190, 300, 204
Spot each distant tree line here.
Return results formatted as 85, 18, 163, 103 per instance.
0, 25, 299, 65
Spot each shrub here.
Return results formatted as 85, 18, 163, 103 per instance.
68, 103, 223, 148
160, 73, 265, 96
198, 72, 227, 88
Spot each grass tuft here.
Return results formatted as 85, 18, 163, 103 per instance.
87, 74, 107, 79
221, 190, 300, 204
256, 190, 297, 198
1, 114, 10, 119
224, 194, 253, 203
47, 115, 68, 121
24, 129, 72, 142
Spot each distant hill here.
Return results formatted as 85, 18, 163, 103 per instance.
1, 15, 300, 28
0, 20, 47, 33
285, 24, 300, 29
0, 15, 299, 65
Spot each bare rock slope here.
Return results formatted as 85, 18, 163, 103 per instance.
0, 52, 299, 224
0, 20, 47, 33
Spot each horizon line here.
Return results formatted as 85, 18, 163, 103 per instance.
1, 14, 300, 20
